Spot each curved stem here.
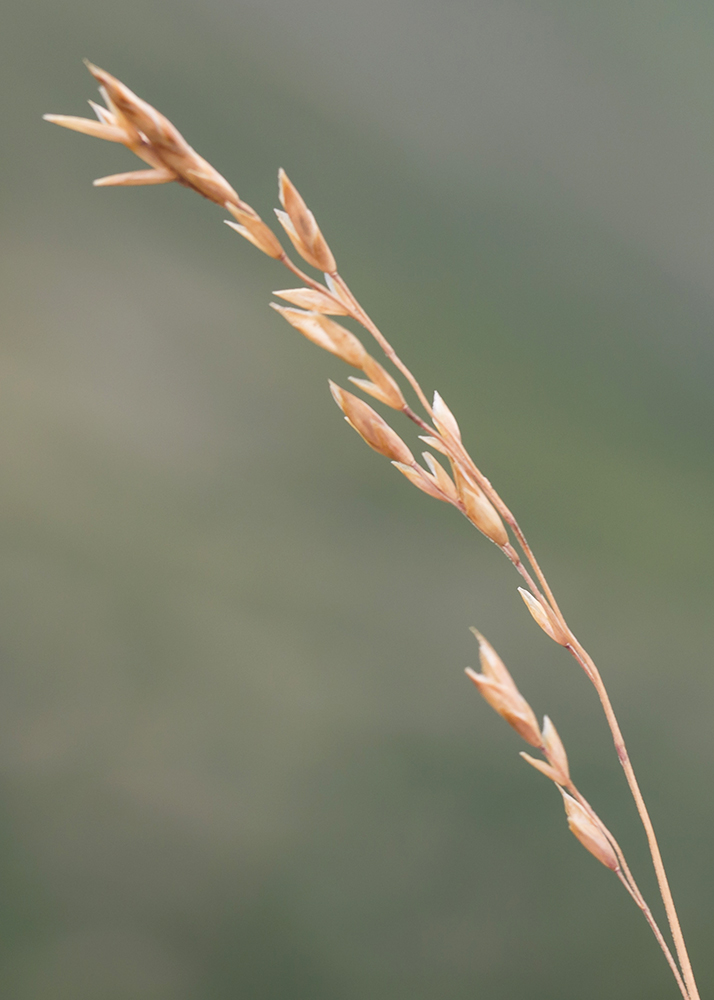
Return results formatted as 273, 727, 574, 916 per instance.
567, 641, 700, 1000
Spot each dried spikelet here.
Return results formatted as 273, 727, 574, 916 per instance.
273, 288, 348, 315
422, 454, 459, 503
277, 169, 336, 272
392, 462, 447, 501
520, 752, 563, 783
325, 273, 354, 309
272, 306, 366, 367
520, 718, 569, 785
348, 356, 406, 410
225, 204, 284, 258
518, 589, 569, 645
329, 383, 414, 464
462, 488, 509, 547
542, 716, 570, 784
560, 789, 619, 871
469, 628, 519, 692
418, 434, 451, 457
465, 667, 542, 747
45, 62, 242, 208
93, 167, 177, 187
432, 391, 461, 441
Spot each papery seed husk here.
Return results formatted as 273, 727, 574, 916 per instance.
518, 589, 568, 645
432, 391, 461, 441
462, 488, 509, 547
520, 752, 562, 783
278, 168, 336, 272
392, 462, 446, 501
273, 287, 348, 314
560, 790, 619, 870
226, 204, 284, 258
330, 383, 414, 464
361, 356, 406, 409
542, 716, 570, 784
272, 307, 366, 367
422, 453, 459, 503
465, 670, 542, 747
469, 629, 519, 693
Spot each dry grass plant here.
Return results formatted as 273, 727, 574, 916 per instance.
45, 63, 701, 999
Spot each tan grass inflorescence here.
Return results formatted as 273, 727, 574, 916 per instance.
45, 63, 701, 1000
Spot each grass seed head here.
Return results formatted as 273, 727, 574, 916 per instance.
225, 204, 284, 258
45, 62, 242, 207
520, 752, 563, 783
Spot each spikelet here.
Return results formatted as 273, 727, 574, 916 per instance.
225, 204, 284, 259
272, 307, 367, 367
273, 288, 348, 314
329, 383, 414, 464
461, 487, 509, 547
432, 391, 461, 441
520, 718, 569, 785
45, 62, 242, 208
392, 463, 448, 501
276, 169, 336, 272
348, 356, 406, 410
518, 589, 569, 645
421, 454, 459, 503
465, 632, 541, 748
560, 790, 619, 871
466, 669, 542, 747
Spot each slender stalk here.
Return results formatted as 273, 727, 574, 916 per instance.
327, 269, 699, 999
567, 641, 700, 1000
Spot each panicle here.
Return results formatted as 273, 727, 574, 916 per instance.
329, 383, 414, 464
277, 169, 336, 273
559, 790, 619, 871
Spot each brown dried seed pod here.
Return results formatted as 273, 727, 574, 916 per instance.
277, 169, 336, 273
560, 789, 619, 871
329, 383, 414, 464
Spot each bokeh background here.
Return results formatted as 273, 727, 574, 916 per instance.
1, 1, 714, 997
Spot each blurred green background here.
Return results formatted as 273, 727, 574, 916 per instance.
1, 1, 713, 997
